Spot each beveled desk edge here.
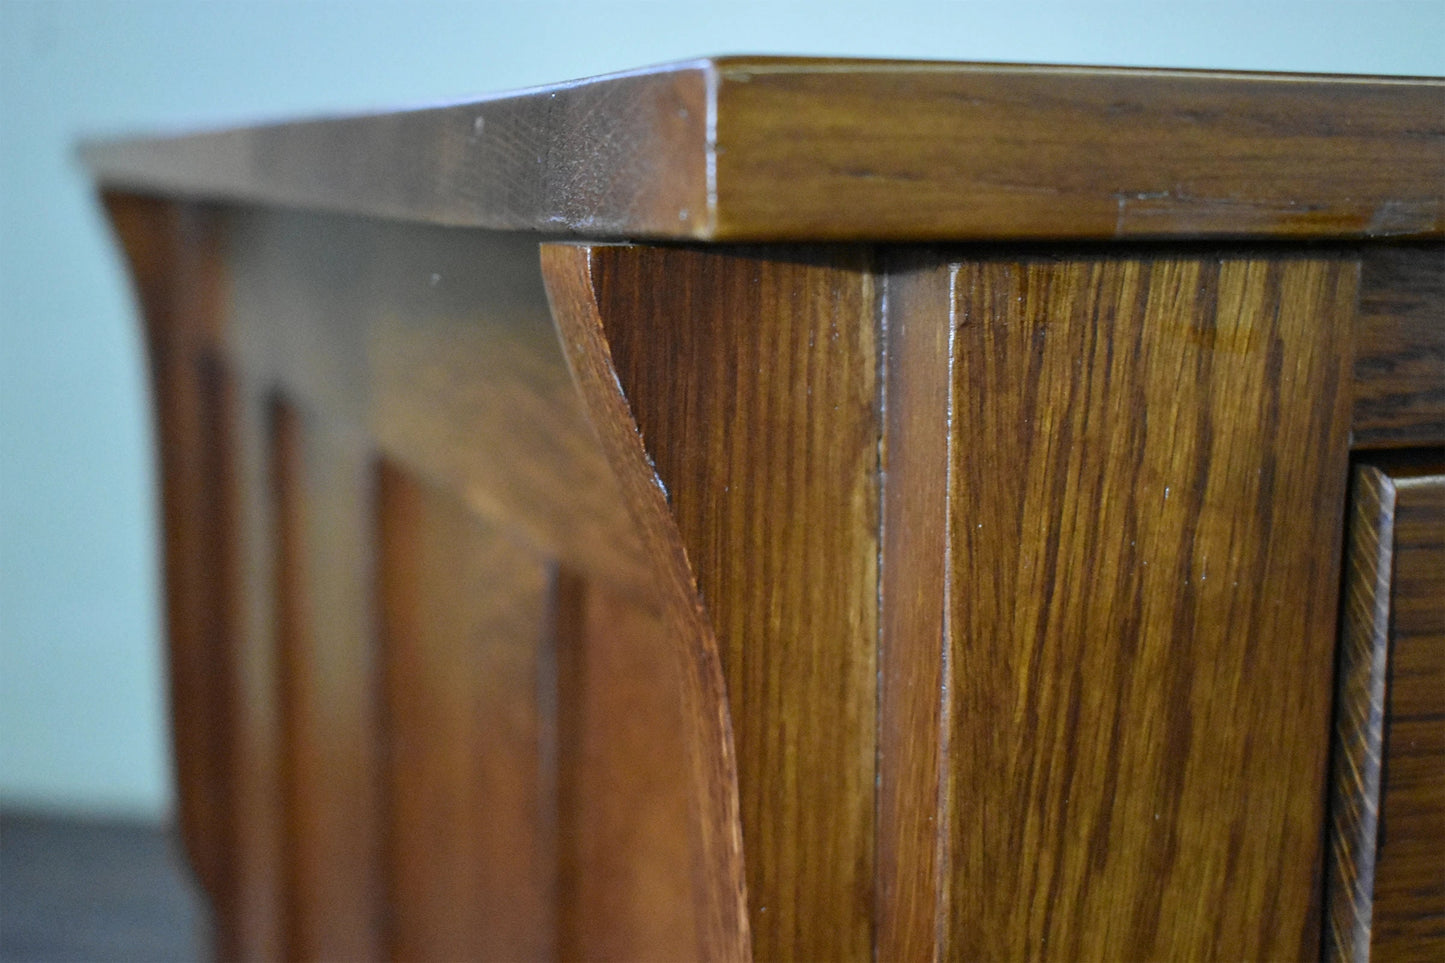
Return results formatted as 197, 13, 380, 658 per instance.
81, 56, 1445, 242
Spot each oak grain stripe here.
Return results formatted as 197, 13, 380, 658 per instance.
944, 253, 1354, 960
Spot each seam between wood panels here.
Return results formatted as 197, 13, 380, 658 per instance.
932, 261, 961, 962
873, 255, 889, 963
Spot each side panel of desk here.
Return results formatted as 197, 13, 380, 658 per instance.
102, 195, 747, 963
105, 190, 1443, 962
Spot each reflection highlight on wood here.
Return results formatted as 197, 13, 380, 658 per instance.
272, 408, 385, 961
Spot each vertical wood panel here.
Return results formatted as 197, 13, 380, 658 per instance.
876, 257, 953, 963
554, 572, 701, 963
376, 462, 557, 962
943, 253, 1356, 959
272, 407, 385, 961
580, 245, 880, 962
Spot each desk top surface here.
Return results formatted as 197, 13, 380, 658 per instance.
82, 56, 1445, 242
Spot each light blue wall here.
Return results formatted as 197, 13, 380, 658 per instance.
2, 0, 1441, 819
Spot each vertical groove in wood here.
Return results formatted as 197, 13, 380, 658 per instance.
574, 245, 880, 962
550, 567, 586, 963
1325, 465, 1397, 962
268, 396, 304, 960
876, 256, 953, 963
375, 462, 557, 963
269, 405, 385, 962
190, 350, 242, 959
227, 386, 286, 961
943, 253, 1356, 960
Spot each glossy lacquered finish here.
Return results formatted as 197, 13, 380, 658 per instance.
88, 58, 1444, 962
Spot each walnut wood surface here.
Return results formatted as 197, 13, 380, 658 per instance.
933, 252, 1356, 958
84, 58, 1445, 242
1352, 246, 1445, 449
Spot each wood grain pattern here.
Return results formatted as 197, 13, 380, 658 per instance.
1352, 246, 1445, 449
1373, 469, 1445, 959
554, 572, 702, 963
1326, 465, 1398, 962
940, 252, 1356, 959
546, 243, 880, 961
84, 58, 1445, 242
226, 212, 725, 961
98, 125, 1442, 959
711, 61, 1444, 241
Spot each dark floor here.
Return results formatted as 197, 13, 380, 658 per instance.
0, 810, 207, 962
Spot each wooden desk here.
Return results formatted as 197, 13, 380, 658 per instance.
85, 58, 1444, 961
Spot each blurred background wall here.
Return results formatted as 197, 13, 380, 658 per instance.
2, 0, 1442, 821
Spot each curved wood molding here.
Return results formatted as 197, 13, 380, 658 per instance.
544, 242, 883, 962
540, 243, 752, 963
